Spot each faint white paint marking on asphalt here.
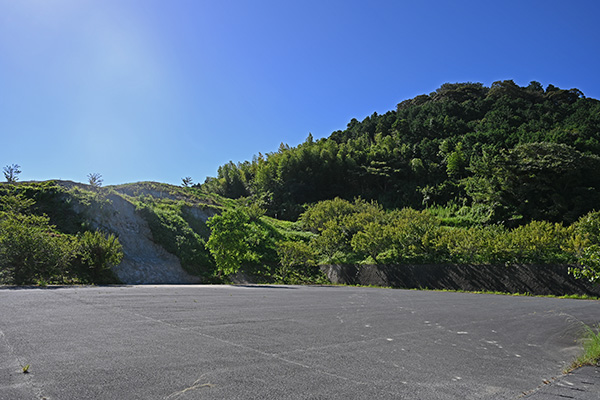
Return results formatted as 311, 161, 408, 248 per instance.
457, 332, 468, 335
558, 380, 574, 386
105, 303, 374, 386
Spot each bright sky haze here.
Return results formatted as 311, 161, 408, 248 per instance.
1, 0, 599, 186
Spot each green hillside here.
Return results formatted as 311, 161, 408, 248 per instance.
205, 80, 600, 225
3, 80, 600, 287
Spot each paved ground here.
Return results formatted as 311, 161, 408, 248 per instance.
523, 366, 600, 399
0, 285, 599, 399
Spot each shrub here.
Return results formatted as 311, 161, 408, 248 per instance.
73, 230, 123, 283
275, 240, 323, 283
350, 222, 392, 263
568, 211, 600, 282
0, 212, 74, 285
386, 208, 441, 262
206, 208, 255, 279
506, 220, 570, 263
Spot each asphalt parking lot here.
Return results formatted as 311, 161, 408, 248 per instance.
1, 285, 599, 399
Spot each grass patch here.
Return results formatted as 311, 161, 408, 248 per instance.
568, 324, 600, 371
431, 288, 600, 300
320, 284, 600, 300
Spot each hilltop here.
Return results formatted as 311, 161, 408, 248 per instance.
204, 80, 600, 225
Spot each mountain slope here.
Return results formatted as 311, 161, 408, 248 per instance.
204, 80, 600, 223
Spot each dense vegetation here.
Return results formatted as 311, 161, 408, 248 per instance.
200, 198, 600, 284
0, 182, 123, 285
194, 80, 600, 284
3, 80, 600, 287
203, 81, 600, 226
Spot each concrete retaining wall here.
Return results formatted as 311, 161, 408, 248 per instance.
320, 264, 600, 296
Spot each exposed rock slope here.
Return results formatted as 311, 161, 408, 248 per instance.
64, 182, 216, 284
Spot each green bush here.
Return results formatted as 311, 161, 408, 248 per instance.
72, 230, 123, 283
300, 198, 590, 267
506, 220, 570, 263
386, 208, 441, 262
0, 212, 74, 285
275, 240, 324, 283
0, 191, 124, 285
434, 225, 506, 263
568, 211, 600, 282
300, 197, 380, 233
351, 222, 392, 263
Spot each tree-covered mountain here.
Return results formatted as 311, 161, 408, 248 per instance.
203, 80, 600, 225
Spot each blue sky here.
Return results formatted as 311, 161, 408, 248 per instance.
1, 0, 599, 186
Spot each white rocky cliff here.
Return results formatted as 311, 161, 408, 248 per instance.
73, 191, 208, 284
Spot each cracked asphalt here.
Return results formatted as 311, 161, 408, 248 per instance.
0, 285, 599, 399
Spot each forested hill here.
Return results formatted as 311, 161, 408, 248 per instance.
203, 80, 600, 225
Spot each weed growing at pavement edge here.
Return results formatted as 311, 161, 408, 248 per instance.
568, 324, 600, 371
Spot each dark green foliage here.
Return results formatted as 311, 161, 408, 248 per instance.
205, 81, 600, 225
275, 240, 325, 284
0, 212, 74, 285
195, 81, 600, 284
87, 173, 103, 187
72, 231, 122, 284
464, 143, 600, 225
3, 164, 21, 183
0, 182, 90, 234
0, 188, 123, 285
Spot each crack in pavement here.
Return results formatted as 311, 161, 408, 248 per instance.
164, 376, 215, 399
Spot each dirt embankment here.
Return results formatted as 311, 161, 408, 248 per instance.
322, 264, 600, 296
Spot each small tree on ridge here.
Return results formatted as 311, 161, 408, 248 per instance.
3, 164, 21, 183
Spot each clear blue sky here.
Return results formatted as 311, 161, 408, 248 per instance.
1, 0, 599, 186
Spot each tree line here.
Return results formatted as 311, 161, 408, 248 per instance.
202, 81, 600, 225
